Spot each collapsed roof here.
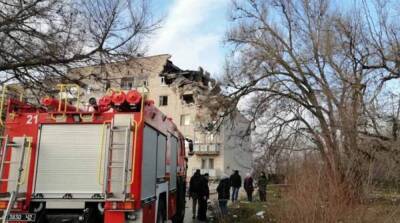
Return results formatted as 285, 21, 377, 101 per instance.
160, 60, 232, 130
160, 60, 220, 104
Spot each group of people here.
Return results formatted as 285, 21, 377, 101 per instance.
189, 169, 268, 220
241, 171, 268, 202
221, 170, 268, 203
188, 169, 210, 221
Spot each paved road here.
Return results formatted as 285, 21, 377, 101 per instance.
183, 197, 205, 223
183, 195, 217, 223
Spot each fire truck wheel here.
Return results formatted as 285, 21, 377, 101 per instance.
156, 200, 166, 223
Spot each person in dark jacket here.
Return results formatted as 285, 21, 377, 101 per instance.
258, 171, 268, 202
244, 173, 254, 202
217, 174, 230, 215
188, 169, 201, 219
230, 170, 241, 202
197, 173, 210, 221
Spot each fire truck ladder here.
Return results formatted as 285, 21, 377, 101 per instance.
0, 136, 29, 222
105, 123, 131, 200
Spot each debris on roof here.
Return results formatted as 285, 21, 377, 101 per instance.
159, 63, 230, 128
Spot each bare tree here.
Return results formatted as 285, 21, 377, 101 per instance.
220, 0, 400, 198
0, 0, 157, 90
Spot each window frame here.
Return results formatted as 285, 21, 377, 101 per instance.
209, 158, 214, 169
120, 77, 135, 90
159, 95, 168, 106
160, 77, 167, 86
180, 114, 191, 126
201, 158, 207, 169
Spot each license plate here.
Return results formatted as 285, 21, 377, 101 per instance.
6, 213, 36, 222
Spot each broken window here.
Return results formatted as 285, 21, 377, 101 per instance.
160, 77, 167, 86
182, 94, 194, 105
180, 114, 191, 126
159, 95, 168, 106
121, 77, 135, 90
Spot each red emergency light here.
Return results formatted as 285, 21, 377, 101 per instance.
41, 97, 79, 112
112, 92, 126, 106
99, 95, 112, 107
126, 90, 142, 105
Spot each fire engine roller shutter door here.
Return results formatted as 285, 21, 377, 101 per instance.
141, 125, 158, 200
35, 124, 104, 197
169, 136, 178, 190
157, 134, 166, 179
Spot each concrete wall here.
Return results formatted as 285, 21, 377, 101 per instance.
222, 113, 253, 177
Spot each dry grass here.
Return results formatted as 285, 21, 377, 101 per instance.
268, 190, 400, 223
267, 162, 400, 223
272, 163, 350, 223
215, 201, 271, 223
215, 162, 400, 223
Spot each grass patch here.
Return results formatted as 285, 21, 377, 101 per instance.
215, 201, 270, 223
214, 187, 281, 223
214, 186, 400, 223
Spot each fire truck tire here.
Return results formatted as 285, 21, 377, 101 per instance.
35, 209, 47, 223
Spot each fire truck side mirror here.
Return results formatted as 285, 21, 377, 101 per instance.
189, 141, 193, 153
185, 138, 194, 155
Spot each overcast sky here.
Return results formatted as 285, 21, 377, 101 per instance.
148, 0, 230, 78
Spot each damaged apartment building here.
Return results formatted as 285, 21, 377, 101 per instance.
67, 54, 253, 179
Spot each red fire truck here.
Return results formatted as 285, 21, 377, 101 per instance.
0, 85, 187, 223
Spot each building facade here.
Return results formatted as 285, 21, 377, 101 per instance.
67, 54, 253, 179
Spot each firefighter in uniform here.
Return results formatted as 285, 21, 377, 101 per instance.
189, 169, 202, 219
197, 173, 209, 221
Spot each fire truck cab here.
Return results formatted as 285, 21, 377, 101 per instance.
0, 85, 187, 223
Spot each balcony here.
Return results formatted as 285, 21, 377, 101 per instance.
193, 143, 220, 155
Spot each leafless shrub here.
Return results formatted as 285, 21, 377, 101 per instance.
276, 158, 350, 223
0, 0, 158, 91
273, 158, 400, 223
217, 0, 400, 199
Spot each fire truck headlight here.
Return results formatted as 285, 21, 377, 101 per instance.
126, 212, 137, 221
112, 202, 117, 210
73, 114, 80, 123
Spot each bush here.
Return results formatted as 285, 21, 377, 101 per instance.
269, 160, 400, 223
271, 161, 352, 223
